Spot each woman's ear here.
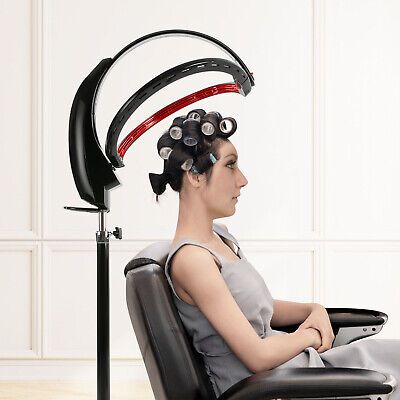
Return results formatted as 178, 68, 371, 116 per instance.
186, 170, 205, 187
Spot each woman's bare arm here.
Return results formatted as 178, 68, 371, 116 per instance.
254, 329, 320, 373
270, 300, 316, 327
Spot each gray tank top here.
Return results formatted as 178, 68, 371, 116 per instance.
164, 222, 288, 397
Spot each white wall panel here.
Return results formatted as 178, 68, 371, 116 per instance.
0, 0, 35, 238
244, 243, 316, 302
324, 0, 400, 239
0, 244, 39, 358
43, 243, 142, 359
324, 243, 400, 338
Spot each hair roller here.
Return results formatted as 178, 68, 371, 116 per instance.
182, 119, 202, 147
200, 112, 221, 140
208, 111, 222, 119
191, 151, 218, 175
157, 131, 178, 160
166, 140, 195, 172
219, 117, 237, 138
186, 108, 206, 122
172, 115, 186, 125
169, 115, 186, 139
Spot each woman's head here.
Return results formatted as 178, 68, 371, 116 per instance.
149, 108, 248, 218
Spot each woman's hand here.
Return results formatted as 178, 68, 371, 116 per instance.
297, 327, 322, 350
296, 304, 335, 353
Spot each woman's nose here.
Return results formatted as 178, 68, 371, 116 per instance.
239, 169, 248, 187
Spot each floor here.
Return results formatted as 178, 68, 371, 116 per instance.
0, 380, 155, 400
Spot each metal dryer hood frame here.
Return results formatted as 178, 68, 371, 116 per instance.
67, 29, 255, 211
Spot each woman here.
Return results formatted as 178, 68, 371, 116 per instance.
149, 109, 399, 398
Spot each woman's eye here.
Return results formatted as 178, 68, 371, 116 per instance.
227, 161, 236, 169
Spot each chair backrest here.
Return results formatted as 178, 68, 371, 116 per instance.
124, 240, 218, 400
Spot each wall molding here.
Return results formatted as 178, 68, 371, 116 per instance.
0, 244, 40, 359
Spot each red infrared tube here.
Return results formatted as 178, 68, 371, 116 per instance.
117, 82, 240, 159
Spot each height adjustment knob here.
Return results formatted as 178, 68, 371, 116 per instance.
112, 227, 122, 240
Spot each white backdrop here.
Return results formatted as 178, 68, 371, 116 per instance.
1, 0, 400, 381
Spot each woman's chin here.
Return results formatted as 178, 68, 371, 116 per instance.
228, 205, 236, 215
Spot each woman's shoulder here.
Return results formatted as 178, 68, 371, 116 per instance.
169, 223, 229, 265
214, 221, 229, 232
217, 222, 228, 230
171, 222, 229, 245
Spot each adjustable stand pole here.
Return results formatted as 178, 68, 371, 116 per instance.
97, 210, 110, 400
64, 206, 122, 400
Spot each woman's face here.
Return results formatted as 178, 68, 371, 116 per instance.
201, 140, 248, 218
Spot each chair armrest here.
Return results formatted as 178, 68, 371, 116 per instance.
218, 367, 396, 400
327, 307, 388, 346
272, 308, 388, 347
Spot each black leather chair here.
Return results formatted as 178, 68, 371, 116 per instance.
124, 240, 397, 400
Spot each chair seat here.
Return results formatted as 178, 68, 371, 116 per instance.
218, 368, 395, 400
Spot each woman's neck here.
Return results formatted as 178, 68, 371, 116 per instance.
174, 220, 217, 244
175, 200, 216, 243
